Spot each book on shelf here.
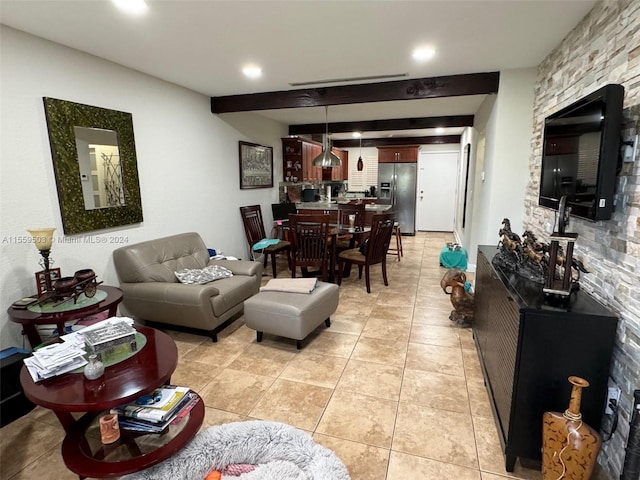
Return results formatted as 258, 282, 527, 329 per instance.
112, 385, 190, 422
115, 391, 199, 433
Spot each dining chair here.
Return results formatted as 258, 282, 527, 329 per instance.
336, 212, 395, 293
240, 205, 291, 278
288, 213, 332, 282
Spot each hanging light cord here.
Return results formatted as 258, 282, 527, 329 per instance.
324, 106, 329, 151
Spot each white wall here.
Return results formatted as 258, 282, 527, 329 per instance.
466, 68, 536, 267
454, 127, 475, 246
0, 26, 287, 349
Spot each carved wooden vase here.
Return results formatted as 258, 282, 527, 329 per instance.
542, 376, 602, 480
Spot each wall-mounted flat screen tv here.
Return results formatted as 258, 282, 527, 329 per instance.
538, 84, 624, 221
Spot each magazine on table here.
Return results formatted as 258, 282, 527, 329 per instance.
112, 386, 191, 422
115, 391, 199, 432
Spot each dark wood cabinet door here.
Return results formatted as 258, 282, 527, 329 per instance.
377, 146, 418, 163
303, 142, 322, 181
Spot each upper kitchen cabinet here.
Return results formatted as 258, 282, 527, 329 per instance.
331, 148, 349, 181
282, 137, 347, 182
302, 141, 322, 181
377, 146, 419, 163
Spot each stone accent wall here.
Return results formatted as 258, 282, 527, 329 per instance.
523, 1, 640, 477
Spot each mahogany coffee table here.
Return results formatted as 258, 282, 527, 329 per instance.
20, 326, 204, 479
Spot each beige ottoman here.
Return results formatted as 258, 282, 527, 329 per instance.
244, 282, 339, 349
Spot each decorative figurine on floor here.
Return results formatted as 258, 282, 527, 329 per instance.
441, 269, 474, 327
542, 376, 602, 480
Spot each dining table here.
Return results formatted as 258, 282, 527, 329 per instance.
276, 222, 371, 283
328, 224, 371, 282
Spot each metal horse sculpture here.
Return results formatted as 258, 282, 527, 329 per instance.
522, 230, 548, 274
499, 218, 523, 258
441, 268, 474, 327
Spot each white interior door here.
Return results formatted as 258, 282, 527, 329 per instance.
417, 151, 459, 231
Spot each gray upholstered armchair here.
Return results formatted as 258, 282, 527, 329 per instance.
113, 232, 262, 341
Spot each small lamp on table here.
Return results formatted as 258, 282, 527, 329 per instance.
27, 228, 56, 293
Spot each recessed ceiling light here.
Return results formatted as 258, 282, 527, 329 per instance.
412, 47, 436, 62
352, 132, 362, 138
435, 127, 445, 134
242, 66, 263, 79
112, 0, 148, 15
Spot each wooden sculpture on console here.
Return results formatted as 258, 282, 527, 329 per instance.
441, 269, 474, 327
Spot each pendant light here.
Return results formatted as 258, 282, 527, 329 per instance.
357, 135, 364, 171
312, 106, 342, 168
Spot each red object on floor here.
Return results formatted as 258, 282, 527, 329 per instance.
205, 470, 221, 480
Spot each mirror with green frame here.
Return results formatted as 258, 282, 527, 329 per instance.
43, 98, 143, 234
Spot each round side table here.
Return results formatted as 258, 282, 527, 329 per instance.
8, 285, 123, 348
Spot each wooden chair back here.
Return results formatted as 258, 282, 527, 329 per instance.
337, 203, 366, 228
366, 212, 396, 266
288, 213, 331, 280
239, 205, 267, 254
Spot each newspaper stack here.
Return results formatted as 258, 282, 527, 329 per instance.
23, 317, 136, 382
23, 341, 87, 382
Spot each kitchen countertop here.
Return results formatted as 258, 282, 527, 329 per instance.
296, 202, 391, 211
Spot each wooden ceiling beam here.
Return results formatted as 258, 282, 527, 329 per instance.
332, 135, 461, 148
289, 115, 473, 135
211, 72, 499, 113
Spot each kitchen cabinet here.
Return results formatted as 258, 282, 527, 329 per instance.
282, 138, 347, 182
377, 146, 419, 163
302, 141, 322, 181
474, 246, 617, 471
332, 148, 349, 180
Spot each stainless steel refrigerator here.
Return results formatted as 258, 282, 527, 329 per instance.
377, 163, 417, 235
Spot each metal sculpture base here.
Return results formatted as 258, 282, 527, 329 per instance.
492, 246, 519, 273
543, 233, 579, 302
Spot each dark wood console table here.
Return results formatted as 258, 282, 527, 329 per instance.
474, 246, 617, 471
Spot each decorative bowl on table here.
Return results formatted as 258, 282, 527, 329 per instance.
74, 269, 96, 282
53, 276, 78, 292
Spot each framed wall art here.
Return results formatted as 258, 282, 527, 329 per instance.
239, 141, 273, 189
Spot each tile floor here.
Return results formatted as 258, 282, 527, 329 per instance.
1, 232, 545, 480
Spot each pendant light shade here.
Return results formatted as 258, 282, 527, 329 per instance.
357, 135, 364, 171
312, 106, 342, 168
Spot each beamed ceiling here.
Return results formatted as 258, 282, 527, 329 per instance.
211, 72, 499, 145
